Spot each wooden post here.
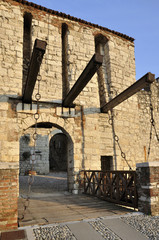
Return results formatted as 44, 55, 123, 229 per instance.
23, 39, 47, 103
62, 53, 103, 107
101, 72, 155, 113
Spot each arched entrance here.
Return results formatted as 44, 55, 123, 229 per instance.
19, 121, 74, 193
49, 133, 67, 172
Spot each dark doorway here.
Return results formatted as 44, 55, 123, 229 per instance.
101, 156, 113, 171
49, 133, 67, 171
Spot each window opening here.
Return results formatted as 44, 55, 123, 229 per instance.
23, 12, 32, 94
101, 156, 113, 171
62, 23, 69, 99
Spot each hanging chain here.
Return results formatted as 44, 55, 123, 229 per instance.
108, 111, 132, 170
147, 123, 153, 161
29, 52, 42, 192
18, 53, 42, 222
147, 90, 159, 160
150, 103, 159, 142
106, 75, 132, 170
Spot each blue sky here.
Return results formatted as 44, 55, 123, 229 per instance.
28, 0, 159, 80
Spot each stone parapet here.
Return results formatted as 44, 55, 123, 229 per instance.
136, 161, 159, 216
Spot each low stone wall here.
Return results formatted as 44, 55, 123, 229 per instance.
136, 161, 159, 216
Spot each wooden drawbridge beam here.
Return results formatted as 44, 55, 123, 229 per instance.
101, 72, 155, 113
22, 39, 47, 103
62, 53, 103, 107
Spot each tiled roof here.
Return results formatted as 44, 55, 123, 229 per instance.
13, 0, 134, 42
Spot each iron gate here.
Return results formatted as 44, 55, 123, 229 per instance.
79, 170, 138, 209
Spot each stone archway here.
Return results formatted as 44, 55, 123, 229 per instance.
20, 117, 74, 192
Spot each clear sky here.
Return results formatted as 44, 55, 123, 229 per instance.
28, 0, 159, 80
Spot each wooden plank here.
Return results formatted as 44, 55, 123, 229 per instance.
23, 39, 47, 103
101, 72, 155, 113
62, 53, 103, 107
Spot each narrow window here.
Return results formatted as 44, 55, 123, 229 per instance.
95, 34, 108, 107
62, 23, 69, 99
23, 12, 32, 93
101, 156, 113, 171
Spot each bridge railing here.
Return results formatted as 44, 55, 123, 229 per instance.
79, 170, 138, 209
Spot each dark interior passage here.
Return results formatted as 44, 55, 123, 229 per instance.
49, 133, 68, 171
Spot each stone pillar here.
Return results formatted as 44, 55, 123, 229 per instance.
0, 168, 19, 231
136, 161, 159, 216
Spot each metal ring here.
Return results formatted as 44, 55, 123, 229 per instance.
33, 133, 37, 140
34, 113, 39, 120
121, 152, 126, 159
37, 75, 42, 81
35, 93, 41, 101
150, 119, 155, 126
150, 103, 153, 109
108, 118, 112, 125
114, 135, 119, 142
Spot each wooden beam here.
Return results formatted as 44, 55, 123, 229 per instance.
101, 72, 155, 113
62, 53, 103, 107
22, 39, 47, 103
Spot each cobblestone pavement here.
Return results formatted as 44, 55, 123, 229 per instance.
121, 215, 159, 239
21, 213, 159, 240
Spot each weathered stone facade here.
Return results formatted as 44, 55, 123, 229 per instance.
0, 0, 159, 230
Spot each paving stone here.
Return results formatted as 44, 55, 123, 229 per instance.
101, 218, 147, 240
67, 222, 103, 240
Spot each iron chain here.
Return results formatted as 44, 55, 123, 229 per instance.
108, 112, 132, 170
147, 92, 159, 160
150, 103, 159, 142
18, 53, 42, 222
33, 71, 42, 163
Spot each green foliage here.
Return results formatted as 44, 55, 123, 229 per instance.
21, 135, 30, 144
22, 151, 31, 160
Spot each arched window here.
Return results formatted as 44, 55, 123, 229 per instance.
95, 34, 108, 54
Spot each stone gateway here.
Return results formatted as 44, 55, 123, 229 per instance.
0, 0, 159, 231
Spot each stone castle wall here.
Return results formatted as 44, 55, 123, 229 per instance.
0, 0, 159, 230
138, 82, 159, 163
